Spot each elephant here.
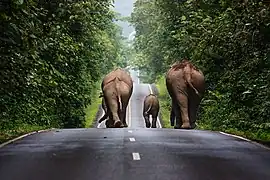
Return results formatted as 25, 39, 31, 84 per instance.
143, 94, 160, 128
98, 68, 133, 128
165, 59, 205, 129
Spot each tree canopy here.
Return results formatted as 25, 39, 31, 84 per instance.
1, 0, 127, 130
131, 0, 270, 139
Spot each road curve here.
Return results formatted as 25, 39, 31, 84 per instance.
0, 128, 270, 180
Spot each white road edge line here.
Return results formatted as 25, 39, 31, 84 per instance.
148, 84, 162, 128
132, 152, 141, 160
0, 128, 55, 148
219, 131, 270, 151
129, 138, 136, 142
128, 130, 133, 133
219, 131, 251, 142
97, 108, 105, 128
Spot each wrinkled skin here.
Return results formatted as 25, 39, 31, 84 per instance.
98, 68, 133, 128
166, 59, 205, 129
143, 94, 160, 128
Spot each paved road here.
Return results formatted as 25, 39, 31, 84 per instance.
0, 128, 270, 180
1, 69, 270, 180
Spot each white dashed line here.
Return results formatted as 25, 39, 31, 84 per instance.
148, 84, 162, 128
128, 130, 133, 133
132, 153, 141, 160
129, 138, 136, 142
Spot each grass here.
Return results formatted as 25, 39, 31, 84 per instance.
0, 89, 102, 144
84, 90, 102, 128
198, 124, 270, 145
155, 76, 173, 128
0, 124, 48, 144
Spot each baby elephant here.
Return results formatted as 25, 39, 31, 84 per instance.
143, 94, 160, 128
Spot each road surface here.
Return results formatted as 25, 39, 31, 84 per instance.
0, 69, 270, 180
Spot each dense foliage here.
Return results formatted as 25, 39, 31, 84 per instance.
1, 0, 126, 131
131, 0, 270, 139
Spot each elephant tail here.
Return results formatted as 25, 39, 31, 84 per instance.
118, 94, 122, 112
114, 77, 123, 112
187, 80, 200, 96
144, 104, 153, 115
184, 66, 200, 96
98, 110, 109, 123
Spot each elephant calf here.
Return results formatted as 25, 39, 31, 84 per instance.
143, 94, 160, 128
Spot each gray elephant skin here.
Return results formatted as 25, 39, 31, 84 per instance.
165, 59, 206, 129
98, 68, 133, 128
143, 94, 160, 128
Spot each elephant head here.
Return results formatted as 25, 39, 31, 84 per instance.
166, 59, 205, 129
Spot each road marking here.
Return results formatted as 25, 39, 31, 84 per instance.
219, 132, 251, 142
148, 84, 162, 128
129, 138, 136, 142
148, 84, 154, 94
128, 101, 132, 128
219, 131, 270, 150
0, 129, 55, 148
97, 108, 105, 128
132, 153, 141, 160
128, 130, 133, 133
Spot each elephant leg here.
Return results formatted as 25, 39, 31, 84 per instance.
119, 106, 128, 128
151, 116, 157, 128
105, 119, 114, 128
188, 94, 200, 129
176, 92, 191, 129
170, 103, 175, 126
110, 100, 122, 128
143, 114, 151, 128
172, 99, 182, 129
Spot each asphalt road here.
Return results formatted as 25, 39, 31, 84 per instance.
0, 128, 270, 180
1, 69, 270, 180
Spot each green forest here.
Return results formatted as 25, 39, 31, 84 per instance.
130, 0, 270, 141
0, 0, 130, 142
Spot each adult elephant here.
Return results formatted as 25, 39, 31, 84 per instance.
165, 59, 205, 129
98, 68, 133, 128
